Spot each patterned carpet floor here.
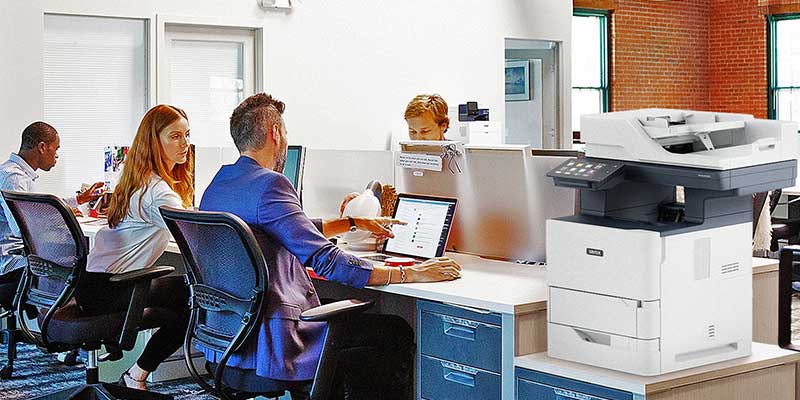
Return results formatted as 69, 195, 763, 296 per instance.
0, 343, 216, 400
4, 295, 800, 399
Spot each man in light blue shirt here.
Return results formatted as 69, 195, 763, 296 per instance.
0, 121, 103, 276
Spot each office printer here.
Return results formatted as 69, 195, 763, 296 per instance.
545, 109, 798, 376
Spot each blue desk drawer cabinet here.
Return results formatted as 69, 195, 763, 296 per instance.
515, 368, 633, 400
421, 355, 501, 400
418, 300, 505, 400
418, 300, 502, 373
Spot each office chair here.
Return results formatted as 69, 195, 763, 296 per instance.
2, 190, 177, 400
778, 245, 800, 351
160, 206, 415, 400
770, 189, 800, 251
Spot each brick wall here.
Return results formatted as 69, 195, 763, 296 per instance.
708, 0, 768, 118
610, 0, 711, 111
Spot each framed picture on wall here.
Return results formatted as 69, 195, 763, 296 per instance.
505, 59, 530, 101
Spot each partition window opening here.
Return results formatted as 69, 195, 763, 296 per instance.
572, 9, 609, 141
769, 15, 800, 126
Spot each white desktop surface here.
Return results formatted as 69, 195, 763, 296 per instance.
515, 342, 800, 396
78, 221, 547, 315
353, 250, 548, 314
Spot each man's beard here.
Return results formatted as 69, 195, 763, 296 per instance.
274, 149, 287, 173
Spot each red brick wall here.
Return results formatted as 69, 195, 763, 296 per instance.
610, 0, 711, 111
708, 0, 768, 118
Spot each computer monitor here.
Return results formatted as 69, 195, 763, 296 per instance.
283, 145, 306, 194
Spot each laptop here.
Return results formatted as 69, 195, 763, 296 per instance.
360, 193, 458, 264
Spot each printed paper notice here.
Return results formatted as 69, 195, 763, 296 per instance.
398, 153, 442, 172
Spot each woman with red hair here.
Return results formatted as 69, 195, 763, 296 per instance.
77, 104, 193, 391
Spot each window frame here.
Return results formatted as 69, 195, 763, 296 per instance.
767, 13, 800, 120
572, 8, 611, 127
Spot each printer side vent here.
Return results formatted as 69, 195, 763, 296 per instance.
720, 262, 740, 275
708, 324, 716, 339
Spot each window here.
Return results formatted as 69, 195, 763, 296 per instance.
572, 9, 609, 134
161, 26, 257, 148
769, 15, 800, 124
42, 14, 147, 198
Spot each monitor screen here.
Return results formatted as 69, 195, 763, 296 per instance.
282, 145, 305, 191
383, 194, 457, 259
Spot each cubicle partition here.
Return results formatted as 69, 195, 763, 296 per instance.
396, 144, 578, 262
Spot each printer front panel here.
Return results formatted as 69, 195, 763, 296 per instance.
546, 219, 661, 301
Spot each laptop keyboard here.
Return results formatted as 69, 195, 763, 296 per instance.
362, 254, 390, 262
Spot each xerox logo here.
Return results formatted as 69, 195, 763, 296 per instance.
586, 248, 604, 257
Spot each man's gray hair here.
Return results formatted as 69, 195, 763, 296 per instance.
230, 93, 286, 152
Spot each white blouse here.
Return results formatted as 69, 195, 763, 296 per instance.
87, 176, 183, 274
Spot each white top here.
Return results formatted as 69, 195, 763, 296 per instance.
86, 176, 182, 274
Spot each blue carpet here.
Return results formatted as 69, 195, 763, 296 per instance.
0, 343, 216, 399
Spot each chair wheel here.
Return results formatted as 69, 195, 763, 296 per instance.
0, 365, 13, 379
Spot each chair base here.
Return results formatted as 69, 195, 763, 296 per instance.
0, 325, 23, 379
31, 383, 174, 400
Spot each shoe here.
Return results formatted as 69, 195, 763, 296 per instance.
118, 369, 148, 390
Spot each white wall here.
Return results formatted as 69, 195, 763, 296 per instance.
0, 0, 572, 186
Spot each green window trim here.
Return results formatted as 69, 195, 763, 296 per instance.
767, 13, 800, 120
573, 8, 610, 115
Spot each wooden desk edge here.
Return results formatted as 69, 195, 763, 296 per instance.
644, 352, 800, 395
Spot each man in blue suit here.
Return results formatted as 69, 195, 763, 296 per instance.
200, 93, 461, 395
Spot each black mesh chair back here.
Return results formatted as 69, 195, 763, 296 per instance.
159, 206, 267, 398
1, 190, 86, 350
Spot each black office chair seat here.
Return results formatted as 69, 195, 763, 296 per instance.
42, 300, 179, 347
206, 362, 295, 399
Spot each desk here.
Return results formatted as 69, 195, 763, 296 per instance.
515, 342, 800, 400
754, 257, 779, 345
80, 220, 549, 398
77, 221, 785, 399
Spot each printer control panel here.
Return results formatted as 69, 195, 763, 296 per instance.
547, 158, 625, 189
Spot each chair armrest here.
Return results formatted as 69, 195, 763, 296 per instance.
109, 265, 175, 283
300, 299, 373, 322
112, 266, 175, 351
7, 245, 24, 256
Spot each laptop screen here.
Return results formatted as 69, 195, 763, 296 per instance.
383, 194, 458, 259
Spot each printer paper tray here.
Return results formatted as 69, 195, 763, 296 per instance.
549, 287, 660, 339
548, 322, 662, 376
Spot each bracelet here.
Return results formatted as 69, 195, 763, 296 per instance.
399, 266, 406, 284
384, 267, 392, 286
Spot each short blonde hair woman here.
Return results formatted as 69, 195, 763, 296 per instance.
78, 104, 192, 393
404, 94, 449, 140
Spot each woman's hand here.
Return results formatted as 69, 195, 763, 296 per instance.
406, 257, 462, 283
354, 217, 406, 240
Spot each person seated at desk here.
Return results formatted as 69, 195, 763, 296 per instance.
199, 93, 462, 395
339, 93, 450, 215
0, 122, 105, 276
404, 93, 450, 141
77, 105, 193, 391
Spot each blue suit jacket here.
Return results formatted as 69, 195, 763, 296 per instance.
200, 156, 373, 381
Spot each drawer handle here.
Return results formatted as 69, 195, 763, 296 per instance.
442, 369, 476, 387
443, 323, 476, 340
554, 388, 605, 400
